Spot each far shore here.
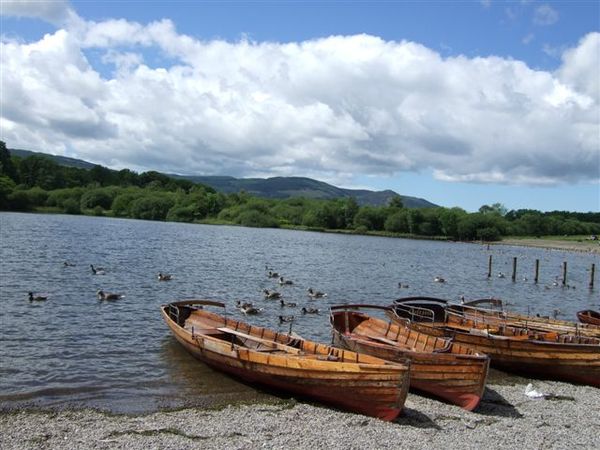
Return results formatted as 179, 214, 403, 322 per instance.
495, 237, 600, 254
3, 210, 599, 254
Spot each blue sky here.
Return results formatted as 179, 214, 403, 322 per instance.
1, 1, 599, 212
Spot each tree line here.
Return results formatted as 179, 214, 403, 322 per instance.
1, 141, 599, 241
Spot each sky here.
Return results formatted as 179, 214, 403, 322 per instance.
1, 1, 599, 213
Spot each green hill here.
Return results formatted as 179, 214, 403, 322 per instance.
9, 148, 437, 208
179, 175, 437, 208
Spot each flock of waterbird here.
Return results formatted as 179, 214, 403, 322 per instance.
27, 259, 574, 325
27, 262, 173, 303
232, 265, 328, 324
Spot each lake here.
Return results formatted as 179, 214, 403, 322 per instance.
0, 212, 598, 412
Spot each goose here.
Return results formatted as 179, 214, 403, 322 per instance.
301, 307, 319, 315
279, 277, 293, 285
28, 292, 48, 302
263, 289, 282, 299
280, 299, 297, 307
97, 290, 124, 301
307, 288, 327, 298
157, 272, 173, 281
235, 300, 254, 309
90, 264, 106, 275
433, 276, 445, 283
267, 270, 280, 279
278, 315, 295, 323
240, 304, 262, 315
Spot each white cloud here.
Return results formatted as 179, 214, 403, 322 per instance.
522, 33, 534, 45
533, 4, 559, 26
557, 33, 600, 101
0, 18, 598, 187
0, 0, 80, 27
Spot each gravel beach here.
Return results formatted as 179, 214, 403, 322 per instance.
1, 370, 599, 450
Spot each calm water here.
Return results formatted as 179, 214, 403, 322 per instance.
1, 212, 598, 412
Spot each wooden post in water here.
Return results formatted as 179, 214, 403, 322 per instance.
590, 263, 596, 289
534, 259, 540, 284
487, 255, 492, 278
512, 257, 517, 282
562, 261, 567, 286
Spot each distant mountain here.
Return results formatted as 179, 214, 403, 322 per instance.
9, 148, 437, 208
10, 149, 96, 170
178, 175, 437, 208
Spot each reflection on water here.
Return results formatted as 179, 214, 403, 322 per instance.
0, 212, 597, 412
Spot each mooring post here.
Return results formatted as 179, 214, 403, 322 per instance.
487, 255, 492, 278
512, 257, 517, 282
562, 261, 567, 286
534, 259, 540, 284
590, 263, 596, 289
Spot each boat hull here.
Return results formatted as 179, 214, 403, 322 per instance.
161, 302, 410, 421
577, 310, 600, 326
332, 333, 488, 410
401, 321, 600, 388
330, 306, 489, 410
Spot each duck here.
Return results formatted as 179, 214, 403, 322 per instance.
301, 307, 320, 315
278, 315, 295, 323
397, 282, 409, 288
90, 264, 106, 275
280, 299, 297, 307
28, 292, 48, 302
240, 304, 262, 315
433, 276, 445, 283
63, 261, 76, 267
267, 270, 280, 279
279, 277, 293, 285
157, 272, 173, 281
97, 290, 124, 301
497, 272, 506, 279
307, 288, 327, 298
263, 289, 282, 299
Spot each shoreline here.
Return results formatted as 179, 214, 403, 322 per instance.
1, 371, 599, 449
495, 238, 600, 254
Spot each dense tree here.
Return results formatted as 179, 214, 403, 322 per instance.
0, 141, 17, 181
0, 175, 16, 209
388, 195, 404, 209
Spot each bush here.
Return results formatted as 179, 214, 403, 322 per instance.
63, 198, 81, 214
384, 211, 409, 233
166, 205, 196, 222
0, 175, 16, 209
236, 209, 279, 228
7, 190, 32, 211
476, 227, 501, 241
80, 189, 114, 210
130, 195, 175, 221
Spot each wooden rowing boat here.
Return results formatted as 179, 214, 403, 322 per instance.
161, 300, 411, 421
459, 298, 600, 338
394, 296, 600, 338
391, 297, 600, 387
577, 310, 600, 326
330, 304, 489, 410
